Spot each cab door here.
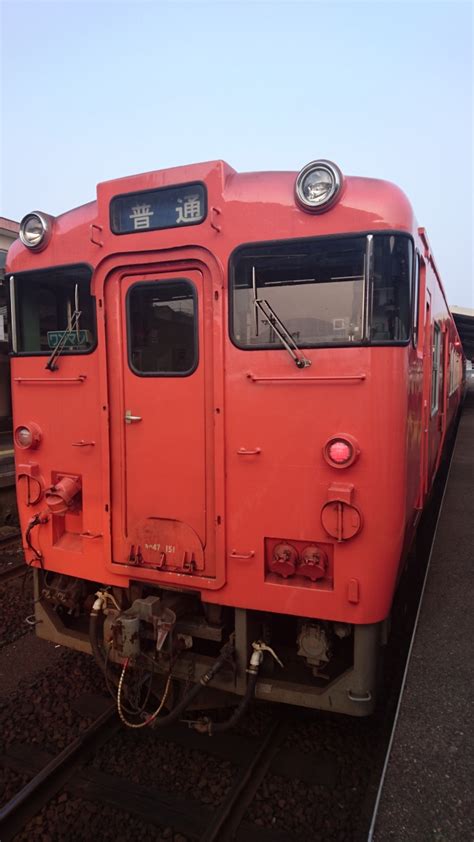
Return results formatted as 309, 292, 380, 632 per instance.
105, 260, 223, 586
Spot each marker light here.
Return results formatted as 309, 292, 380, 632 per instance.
295, 160, 343, 213
323, 435, 360, 469
14, 423, 42, 450
19, 211, 53, 251
329, 441, 352, 464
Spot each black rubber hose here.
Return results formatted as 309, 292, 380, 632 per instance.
25, 515, 45, 569
89, 604, 107, 670
149, 638, 235, 728
89, 605, 235, 727
193, 670, 259, 735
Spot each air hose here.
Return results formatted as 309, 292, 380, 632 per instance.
89, 595, 109, 670
191, 641, 278, 735
89, 594, 236, 728
116, 638, 235, 729
89, 596, 282, 733
25, 513, 49, 568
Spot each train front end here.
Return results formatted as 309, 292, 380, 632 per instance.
7, 160, 420, 718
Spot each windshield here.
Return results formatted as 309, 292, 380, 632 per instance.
230, 234, 412, 348
13, 265, 95, 355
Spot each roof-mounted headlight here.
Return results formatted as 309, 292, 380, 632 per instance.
295, 160, 343, 213
19, 211, 53, 251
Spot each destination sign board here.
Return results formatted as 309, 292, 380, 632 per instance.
47, 330, 92, 349
110, 183, 207, 235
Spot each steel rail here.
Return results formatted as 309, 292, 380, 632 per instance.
0, 529, 21, 548
0, 562, 29, 584
201, 718, 288, 842
0, 705, 117, 841
1, 702, 335, 842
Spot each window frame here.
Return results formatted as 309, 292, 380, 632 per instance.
8, 263, 97, 358
431, 322, 441, 415
228, 231, 415, 352
449, 345, 461, 396
412, 250, 421, 349
126, 277, 199, 378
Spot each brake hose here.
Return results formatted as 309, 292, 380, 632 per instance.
25, 513, 48, 569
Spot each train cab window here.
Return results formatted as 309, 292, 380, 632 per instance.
370, 236, 412, 342
13, 265, 95, 355
412, 251, 420, 347
127, 279, 197, 376
230, 233, 413, 349
231, 236, 366, 348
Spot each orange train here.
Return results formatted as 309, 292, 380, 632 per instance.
6, 160, 464, 725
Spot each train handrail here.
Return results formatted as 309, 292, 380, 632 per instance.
14, 376, 87, 384
246, 372, 366, 384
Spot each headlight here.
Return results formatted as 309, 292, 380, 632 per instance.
14, 423, 42, 450
19, 211, 53, 251
295, 160, 343, 212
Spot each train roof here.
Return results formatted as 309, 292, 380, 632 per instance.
8, 160, 418, 260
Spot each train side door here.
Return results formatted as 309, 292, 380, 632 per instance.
105, 261, 223, 586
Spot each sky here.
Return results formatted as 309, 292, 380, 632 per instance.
1, 0, 472, 307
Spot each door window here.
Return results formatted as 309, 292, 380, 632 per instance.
127, 279, 197, 376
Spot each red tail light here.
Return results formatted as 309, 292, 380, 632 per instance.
328, 440, 352, 464
323, 435, 359, 469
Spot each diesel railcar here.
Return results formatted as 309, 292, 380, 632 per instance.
6, 160, 464, 727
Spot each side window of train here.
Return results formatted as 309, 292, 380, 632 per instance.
370, 235, 412, 342
431, 322, 441, 414
127, 279, 197, 377
412, 250, 420, 347
449, 346, 454, 394
449, 346, 461, 395
13, 265, 96, 355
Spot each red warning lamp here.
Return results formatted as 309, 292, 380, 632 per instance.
323, 435, 360, 469
328, 440, 352, 464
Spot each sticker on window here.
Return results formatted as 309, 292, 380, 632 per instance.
47, 330, 92, 349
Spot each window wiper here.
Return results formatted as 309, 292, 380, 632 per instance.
45, 283, 82, 371
254, 297, 312, 369
45, 308, 82, 370
252, 266, 311, 369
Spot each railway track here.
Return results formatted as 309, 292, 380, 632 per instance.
0, 527, 21, 551
0, 700, 332, 842
0, 528, 24, 583
0, 703, 118, 842
0, 561, 29, 585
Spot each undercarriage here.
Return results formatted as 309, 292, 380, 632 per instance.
34, 571, 381, 722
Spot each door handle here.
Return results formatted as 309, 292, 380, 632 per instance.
125, 410, 142, 424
